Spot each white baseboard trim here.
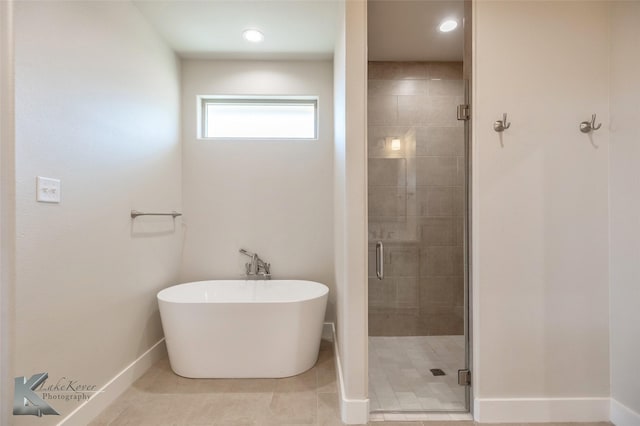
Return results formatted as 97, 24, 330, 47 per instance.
326, 322, 369, 425
611, 399, 640, 426
57, 338, 166, 426
474, 397, 610, 422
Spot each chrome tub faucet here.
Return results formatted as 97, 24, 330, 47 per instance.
239, 249, 271, 280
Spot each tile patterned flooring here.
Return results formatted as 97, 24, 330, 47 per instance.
92, 336, 612, 426
369, 336, 466, 413
91, 339, 343, 426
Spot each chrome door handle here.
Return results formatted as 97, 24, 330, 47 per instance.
376, 241, 384, 280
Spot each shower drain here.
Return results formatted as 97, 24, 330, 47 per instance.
430, 368, 445, 376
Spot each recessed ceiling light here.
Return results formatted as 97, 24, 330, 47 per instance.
439, 19, 458, 33
243, 29, 264, 43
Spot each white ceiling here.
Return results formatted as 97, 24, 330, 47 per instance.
133, 1, 339, 60
133, 0, 463, 62
368, 0, 464, 62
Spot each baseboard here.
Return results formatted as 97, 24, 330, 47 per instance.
327, 322, 369, 425
474, 397, 610, 422
611, 399, 640, 426
57, 338, 166, 426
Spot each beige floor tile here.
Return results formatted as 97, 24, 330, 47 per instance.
476, 423, 522, 426
108, 393, 206, 425
188, 377, 239, 394
274, 367, 318, 393
229, 378, 278, 393
131, 358, 168, 392
316, 353, 337, 393
553, 423, 613, 426
180, 394, 231, 425
265, 390, 317, 425
215, 420, 260, 426
88, 388, 144, 425
184, 392, 273, 425
316, 366, 337, 393
214, 393, 273, 425
317, 392, 343, 426
135, 359, 237, 395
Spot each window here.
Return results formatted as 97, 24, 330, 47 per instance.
199, 96, 318, 139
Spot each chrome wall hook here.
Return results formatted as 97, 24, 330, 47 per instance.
580, 114, 602, 133
493, 113, 511, 132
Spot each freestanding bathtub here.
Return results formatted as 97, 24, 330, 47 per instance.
157, 280, 328, 378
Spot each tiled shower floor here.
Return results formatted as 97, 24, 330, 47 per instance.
369, 335, 466, 413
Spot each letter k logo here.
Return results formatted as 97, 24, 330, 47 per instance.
14, 373, 59, 416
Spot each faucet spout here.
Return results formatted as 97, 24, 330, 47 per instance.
239, 248, 271, 280
239, 248, 255, 258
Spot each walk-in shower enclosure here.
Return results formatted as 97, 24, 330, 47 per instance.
367, 0, 471, 415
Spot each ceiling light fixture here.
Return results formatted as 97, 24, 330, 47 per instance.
242, 29, 264, 43
439, 19, 458, 33
391, 138, 401, 151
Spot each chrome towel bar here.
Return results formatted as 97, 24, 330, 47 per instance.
131, 210, 182, 219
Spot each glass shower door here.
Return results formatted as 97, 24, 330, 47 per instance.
367, 61, 469, 414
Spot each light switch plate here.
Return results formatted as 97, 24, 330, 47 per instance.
36, 176, 61, 203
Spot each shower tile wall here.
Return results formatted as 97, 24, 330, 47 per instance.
368, 61, 465, 337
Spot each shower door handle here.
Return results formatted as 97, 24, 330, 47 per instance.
376, 241, 384, 280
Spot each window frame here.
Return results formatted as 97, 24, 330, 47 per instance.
197, 95, 319, 141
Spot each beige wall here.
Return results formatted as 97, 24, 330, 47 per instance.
472, 0, 610, 419
179, 60, 336, 320
333, 0, 347, 371
333, 0, 369, 421
609, 1, 640, 419
367, 61, 465, 337
14, 2, 182, 423
0, 1, 15, 423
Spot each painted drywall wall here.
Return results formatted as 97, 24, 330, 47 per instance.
14, 2, 181, 423
473, 1, 610, 421
333, 0, 369, 422
180, 60, 335, 320
609, 1, 640, 422
334, 0, 347, 380
0, 1, 16, 423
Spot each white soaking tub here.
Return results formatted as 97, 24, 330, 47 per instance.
157, 280, 329, 378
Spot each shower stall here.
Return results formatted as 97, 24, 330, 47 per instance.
367, 1, 471, 416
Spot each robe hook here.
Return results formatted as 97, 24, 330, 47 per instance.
494, 113, 511, 132
580, 114, 602, 133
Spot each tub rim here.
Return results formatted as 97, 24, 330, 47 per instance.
157, 279, 329, 305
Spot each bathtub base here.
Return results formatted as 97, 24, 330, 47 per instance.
158, 280, 329, 378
